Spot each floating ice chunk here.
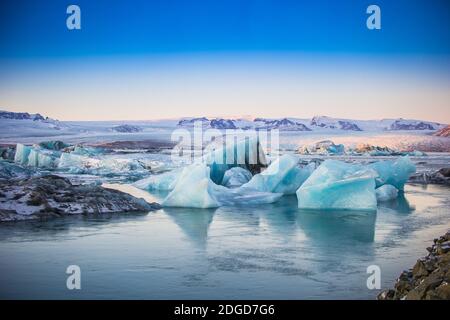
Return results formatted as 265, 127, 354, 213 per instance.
14, 144, 32, 165
298, 140, 345, 155
242, 154, 315, 195
296, 160, 377, 211
58, 153, 100, 173
27, 149, 58, 168
161, 163, 282, 208
368, 156, 416, 191
0, 160, 36, 179
221, 167, 252, 188
203, 137, 267, 184
376, 184, 398, 202
71, 145, 104, 156
133, 168, 183, 191
38, 140, 70, 151
162, 164, 220, 208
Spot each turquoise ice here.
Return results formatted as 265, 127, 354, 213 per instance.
242, 154, 315, 195
221, 167, 253, 188
368, 156, 416, 191
296, 160, 377, 211
375, 184, 398, 202
162, 163, 281, 208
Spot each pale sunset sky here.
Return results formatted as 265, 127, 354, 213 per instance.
0, 0, 449, 122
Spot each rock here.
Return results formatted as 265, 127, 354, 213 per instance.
438, 168, 450, 178
409, 169, 450, 186
0, 175, 160, 222
378, 230, 450, 300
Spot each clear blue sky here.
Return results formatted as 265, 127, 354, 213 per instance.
0, 0, 449, 121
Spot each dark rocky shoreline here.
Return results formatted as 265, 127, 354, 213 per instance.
0, 175, 161, 222
378, 231, 450, 300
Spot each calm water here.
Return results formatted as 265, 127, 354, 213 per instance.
0, 184, 449, 299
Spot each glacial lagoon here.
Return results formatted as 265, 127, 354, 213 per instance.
0, 183, 449, 299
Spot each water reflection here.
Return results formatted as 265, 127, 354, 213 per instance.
297, 209, 377, 243
377, 193, 415, 214
163, 207, 217, 248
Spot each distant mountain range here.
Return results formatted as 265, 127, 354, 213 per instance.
0, 110, 447, 139
177, 116, 445, 132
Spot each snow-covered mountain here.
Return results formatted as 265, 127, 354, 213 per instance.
0, 110, 46, 121
177, 116, 445, 132
434, 125, 450, 137
253, 118, 311, 131
389, 119, 440, 131
0, 110, 67, 132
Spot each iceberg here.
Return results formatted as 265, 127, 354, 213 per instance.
58, 152, 147, 177
242, 154, 315, 195
27, 148, 58, 168
38, 140, 70, 151
14, 144, 32, 165
203, 137, 267, 184
162, 164, 220, 208
14, 144, 58, 168
133, 168, 183, 191
161, 163, 282, 208
376, 184, 398, 202
221, 167, 252, 188
296, 160, 377, 211
368, 156, 416, 191
298, 140, 345, 155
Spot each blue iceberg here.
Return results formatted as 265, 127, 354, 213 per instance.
368, 156, 416, 191
296, 160, 377, 211
203, 137, 267, 184
14, 144, 59, 168
242, 154, 315, 195
14, 144, 32, 165
375, 184, 398, 202
161, 163, 282, 208
221, 167, 253, 188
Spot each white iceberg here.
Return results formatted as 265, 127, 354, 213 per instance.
296, 160, 377, 211
376, 184, 398, 202
221, 167, 252, 188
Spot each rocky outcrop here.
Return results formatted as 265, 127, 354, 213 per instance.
434, 125, 450, 137
378, 231, 450, 300
111, 124, 143, 133
409, 168, 450, 186
0, 175, 160, 222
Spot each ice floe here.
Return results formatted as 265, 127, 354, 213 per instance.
296, 160, 378, 211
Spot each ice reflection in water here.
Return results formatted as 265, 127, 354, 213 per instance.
0, 184, 448, 299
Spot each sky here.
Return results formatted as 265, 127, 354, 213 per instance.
0, 0, 449, 122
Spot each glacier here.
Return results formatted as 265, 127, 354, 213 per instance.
296, 160, 378, 211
